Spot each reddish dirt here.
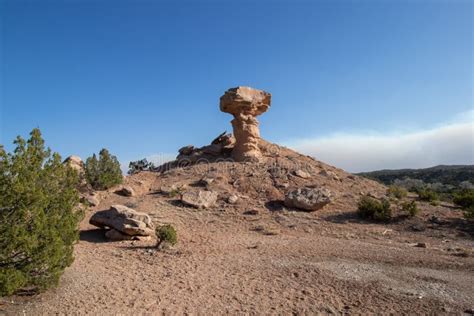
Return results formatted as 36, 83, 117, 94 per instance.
2, 143, 473, 315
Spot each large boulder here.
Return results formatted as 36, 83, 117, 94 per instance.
89, 205, 154, 236
181, 190, 218, 209
284, 187, 332, 211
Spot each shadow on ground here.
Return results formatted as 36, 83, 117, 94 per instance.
80, 229, 108, 243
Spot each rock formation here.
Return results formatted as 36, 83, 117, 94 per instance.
64, 155, 84, 172
284, 187, 332, 211
63, 155, 89, 192
90, 205, 154, 240
220, 86, 271, 162
181, 190, 218, 209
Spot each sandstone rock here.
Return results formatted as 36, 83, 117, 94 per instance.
294, 169, 311, 179
220, 86, 271, 162
211, 131, 235, 147
63, 155, 84, 172
90, 205, 154, 236
178, 145, 195, 156
201, 144, 223, 156
319, 169, 341, 182
284, 187, 332, 211
63, 155, 88, 190
115, 186, 135, 197
227, 194, 239, 204
243, 209, 259, 215
81, 194, 100, 207
181, 190, 218, 209
105, 229, 134, 241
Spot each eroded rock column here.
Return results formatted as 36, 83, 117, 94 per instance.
220, 86, 271, 162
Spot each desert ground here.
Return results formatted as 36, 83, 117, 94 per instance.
2, 142, 473, 315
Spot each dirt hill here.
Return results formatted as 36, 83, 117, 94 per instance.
3, 137, 474, 315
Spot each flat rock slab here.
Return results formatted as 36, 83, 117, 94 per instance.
90, 204, 154, 236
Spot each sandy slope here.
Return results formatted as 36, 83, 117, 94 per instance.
2, 143, 474, 315
3, 186, 473, 315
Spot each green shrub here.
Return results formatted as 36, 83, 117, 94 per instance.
156, 225, 177, 247
417, 188, 439, 202
128, 158, 155, 174
357, 196, 392, 222
0, 129, 82, 296
85, 148, 123, 190
401, 200, 419, 217
453, 189, 474, 209
464, 206, 474, 219
453, 189, 474, 220
387, 185, 408, 199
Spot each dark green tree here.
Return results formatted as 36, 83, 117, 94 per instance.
84, 148, 123, 190
0, 128, 83, 296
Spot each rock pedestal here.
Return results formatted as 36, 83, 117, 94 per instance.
220, 86, 271, 162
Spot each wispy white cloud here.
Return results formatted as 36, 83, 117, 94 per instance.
283, 110, 474, 173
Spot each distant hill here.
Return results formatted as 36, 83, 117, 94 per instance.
357, 165, 474, 187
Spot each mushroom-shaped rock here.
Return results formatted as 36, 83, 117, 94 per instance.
220, 86, 271, 162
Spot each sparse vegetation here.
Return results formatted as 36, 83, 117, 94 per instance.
128, 158, 156, 174
357, 165, 474, 188
169, 186, 186, 198
387, 185, 408, 199
417, 188, 439, 202
0, 129, 83, 296
357, 196, 392, 222
155, 225, 177, 247
85, 148, 123, 190
453, 189, 474, 219
401, 200, 419, 217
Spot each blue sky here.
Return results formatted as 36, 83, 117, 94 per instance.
1, 0, 472, 172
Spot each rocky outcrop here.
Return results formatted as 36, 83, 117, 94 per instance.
220, 86, 271, 162
63, 155, 88, 191
115, 185, 135, 197
64, 155, 84, 172
89, 205, 154, 240
181, 190, 218, 209
175, 132, 235, 165
284, 187, 332, 211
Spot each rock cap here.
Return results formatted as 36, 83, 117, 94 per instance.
220, 86, 271, 116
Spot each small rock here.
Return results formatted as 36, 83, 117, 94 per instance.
411, 224, 426, 232
243, 209, 259, 215
227, 194, 239, 204
429, 215, 446, 225
115, 186, 135, 197
181, 190, 218, 209
81, 194, 100, 207
415, 242, 427, 248
284, 187, 332, 211
294, 169, 311, 179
